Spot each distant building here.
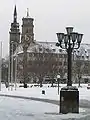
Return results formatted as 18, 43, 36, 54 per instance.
9, 5, 90, 83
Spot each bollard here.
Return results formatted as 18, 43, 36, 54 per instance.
42, 90, 45, 95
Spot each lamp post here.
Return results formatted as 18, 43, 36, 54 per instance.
56, 27, 83, 113
57, 75, 60, 95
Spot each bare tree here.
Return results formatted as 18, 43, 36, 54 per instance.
72, 58, 84, 86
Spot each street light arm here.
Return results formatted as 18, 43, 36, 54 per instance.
56, 42, 67, 49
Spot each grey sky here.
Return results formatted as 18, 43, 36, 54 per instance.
0, 0, 90, 57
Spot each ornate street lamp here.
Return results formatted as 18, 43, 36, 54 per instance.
56, 27, 83, 86
56, 27, 83, 114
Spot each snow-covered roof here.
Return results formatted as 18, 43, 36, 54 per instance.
15, 41, 66, 55
73, 43, 90, 60
14, 41, 90, 61
38, 41, 66, 54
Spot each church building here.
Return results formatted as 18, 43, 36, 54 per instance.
9, 5, 90, 84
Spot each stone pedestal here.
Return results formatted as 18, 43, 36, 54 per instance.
60, 86, 79, 114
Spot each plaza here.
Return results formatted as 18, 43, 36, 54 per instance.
0, 83, 90, 119
0, 0, 90, 119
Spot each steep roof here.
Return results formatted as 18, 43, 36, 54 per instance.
14, 41, 90, 61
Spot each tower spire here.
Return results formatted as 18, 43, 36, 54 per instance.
14, 5, 17, 22
26, 8, 29, 17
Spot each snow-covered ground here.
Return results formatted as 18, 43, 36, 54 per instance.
0, 84, 89, 101
0, 96, 89, 120
0, 83, 90, 120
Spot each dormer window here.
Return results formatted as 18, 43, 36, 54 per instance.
82, 55, 84, 59
52, 49, 56, 52
77, 50, 80, 53
46, 48, 49, 52
85, 50, 87, 53
86, 55, 89, 59
59, 49, 62, 52
39, 48, 42, 51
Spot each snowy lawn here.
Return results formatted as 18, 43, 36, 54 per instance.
0, 96, 88, 120
0, 84, 90, 120
0, 83, 90, 101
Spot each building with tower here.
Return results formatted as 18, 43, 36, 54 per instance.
9, 5, 20, 51
9, 5, 90, 84
9, 5, 20, 83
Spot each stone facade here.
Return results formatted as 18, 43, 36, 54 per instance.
9, 5, 20, 82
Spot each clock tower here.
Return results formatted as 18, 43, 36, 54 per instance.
9, 5, 20, 52
21, 9, 34, 44
21, 9, 34, 84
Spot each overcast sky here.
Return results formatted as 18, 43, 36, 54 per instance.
1, 0, 90, 57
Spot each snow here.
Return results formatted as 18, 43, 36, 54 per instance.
16, 41, 90, 55
0, 83, 90, 119
0, 96, 88, 120
0, 97, 58, 120
0, 84, 89, 101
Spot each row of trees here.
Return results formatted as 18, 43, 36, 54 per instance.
17, 52, 67, 86
72, 58, 90, 85
1, 53, 90, 85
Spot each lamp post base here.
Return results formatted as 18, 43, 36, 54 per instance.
60, 86, 79, 114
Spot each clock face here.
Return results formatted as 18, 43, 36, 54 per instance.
25, 34, 29, 41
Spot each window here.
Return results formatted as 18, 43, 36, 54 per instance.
59, 49, 62, 52
52, 49, 56, 52
39, 48, 42, 51
46, 48, 49, 52
86, 55, 89, 59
